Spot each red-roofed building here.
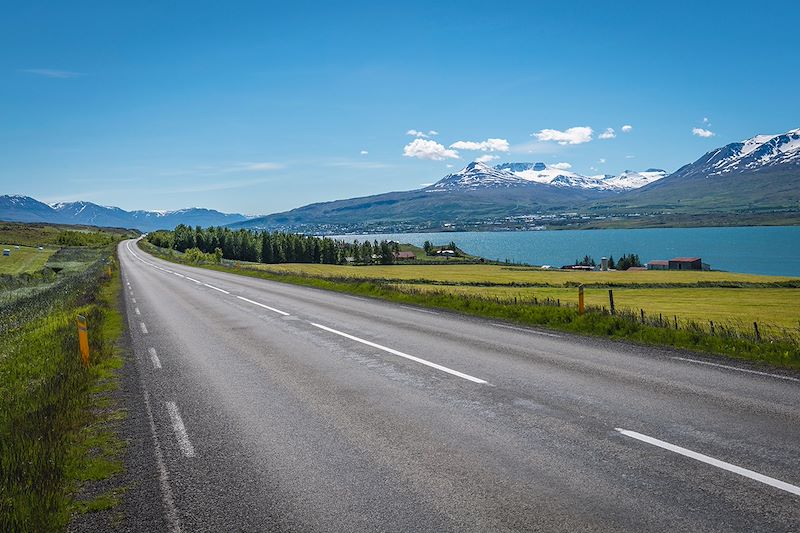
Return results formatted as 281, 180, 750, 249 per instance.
646, 260, 669, 270
394, 251, 416, 260
668, 257, 702, 270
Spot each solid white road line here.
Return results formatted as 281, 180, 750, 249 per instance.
185, 276, 202, 284
310, 323, 488, 384
671, 356, 800, 383
140, 322, 149, 334
492, 323, 562, 338
166, 402, 196, 457
616, 428, 800, 497
203, 283, 230, 294
236, 295, 290, 316
135, 307, 141, 315
148, 347, 162, 369
132, 298, 136, 303
142, 390, 183, 533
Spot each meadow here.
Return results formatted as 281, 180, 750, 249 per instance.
0, 245, 56, 274
240, 262, 800, 287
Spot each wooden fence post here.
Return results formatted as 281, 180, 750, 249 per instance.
754, 322, 761, 341
640, 309, 645, 323
578, 285, 585, 315
608, 289, 615, 315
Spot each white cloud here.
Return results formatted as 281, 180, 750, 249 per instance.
449, 138, 510, 152
692, 127, 715, 138
551, 162, 572, 170
598, 158, 606, 164
402, 139, 459, 160
599, 128, 616, 140
406, 129, 439, 138
237, 162, 284, 171
23, 68, 82, 78
533, 127, 593, 145
446, 164, 454, 168
703, 117, 710, 124
475, 154, 500, 163
420, 182, 434, 187
621, 124, 633, 133
625, 154, 635, 159
360, 150, 369, 155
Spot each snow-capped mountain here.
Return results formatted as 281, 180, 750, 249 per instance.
432, 162, 668, 192
0, 195, 67, 223
0, 196, 249, 231
598, 169, 668, 190
613, 127, 800, 211
428, 161, 530, 190
670, 129, 800, 180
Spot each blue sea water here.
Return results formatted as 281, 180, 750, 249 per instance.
332, 226, 800, 277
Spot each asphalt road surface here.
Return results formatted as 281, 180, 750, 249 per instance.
118, 240, 800, 532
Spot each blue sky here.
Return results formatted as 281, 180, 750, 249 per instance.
2, 1, 798, 214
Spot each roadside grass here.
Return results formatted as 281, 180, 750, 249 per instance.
0, 254, 127, 531
0, 245, 56, 274
140, 241, 800, 371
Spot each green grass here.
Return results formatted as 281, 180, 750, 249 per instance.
0, 244, 56, 274
141, 241, 800, 371
389, 284, 800, 333
0, 251, 127, 531
0, 221, 133, 248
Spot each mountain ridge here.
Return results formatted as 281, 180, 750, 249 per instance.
0, 197, 250, 232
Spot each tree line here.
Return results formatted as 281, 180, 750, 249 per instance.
574, 253, 643, 270
146, 225, 404, 265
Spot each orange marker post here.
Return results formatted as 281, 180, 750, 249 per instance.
77, 314, 90, 367
578, 285, 585, 315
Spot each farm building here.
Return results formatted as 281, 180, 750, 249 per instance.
646, 260, 669, 270
394, 251, 416, 260
668, 257, 702, 270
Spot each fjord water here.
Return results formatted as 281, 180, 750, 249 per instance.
335, 226, 800, 276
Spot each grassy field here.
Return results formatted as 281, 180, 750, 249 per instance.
0, 221, 131, 248
390, 284, 800, 333
239, 262, 800, 287
0, 245, 56, 274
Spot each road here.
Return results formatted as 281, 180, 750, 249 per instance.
118, 240, 800, 532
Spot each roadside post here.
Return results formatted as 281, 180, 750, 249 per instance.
578, 285, 585, 315
77, 315, 90, 367
608, 289, 615, 315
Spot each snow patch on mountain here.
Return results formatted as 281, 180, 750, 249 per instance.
428, 161, 530, 190
703, 129, 800, 177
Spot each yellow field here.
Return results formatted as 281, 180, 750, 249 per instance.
229, 262, 800, 334
0, 245, 55, 275
389, 284, 800, 332
245, 262, 799, 286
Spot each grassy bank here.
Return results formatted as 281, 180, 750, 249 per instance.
140, 241, 800, 371
0, 243, 127, 530
0, 245, 56, 274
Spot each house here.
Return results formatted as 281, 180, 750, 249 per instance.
647, 260, 669, 270
394, 251, 416, 260
436, 249, 456, 257
668, 257, 702, 270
